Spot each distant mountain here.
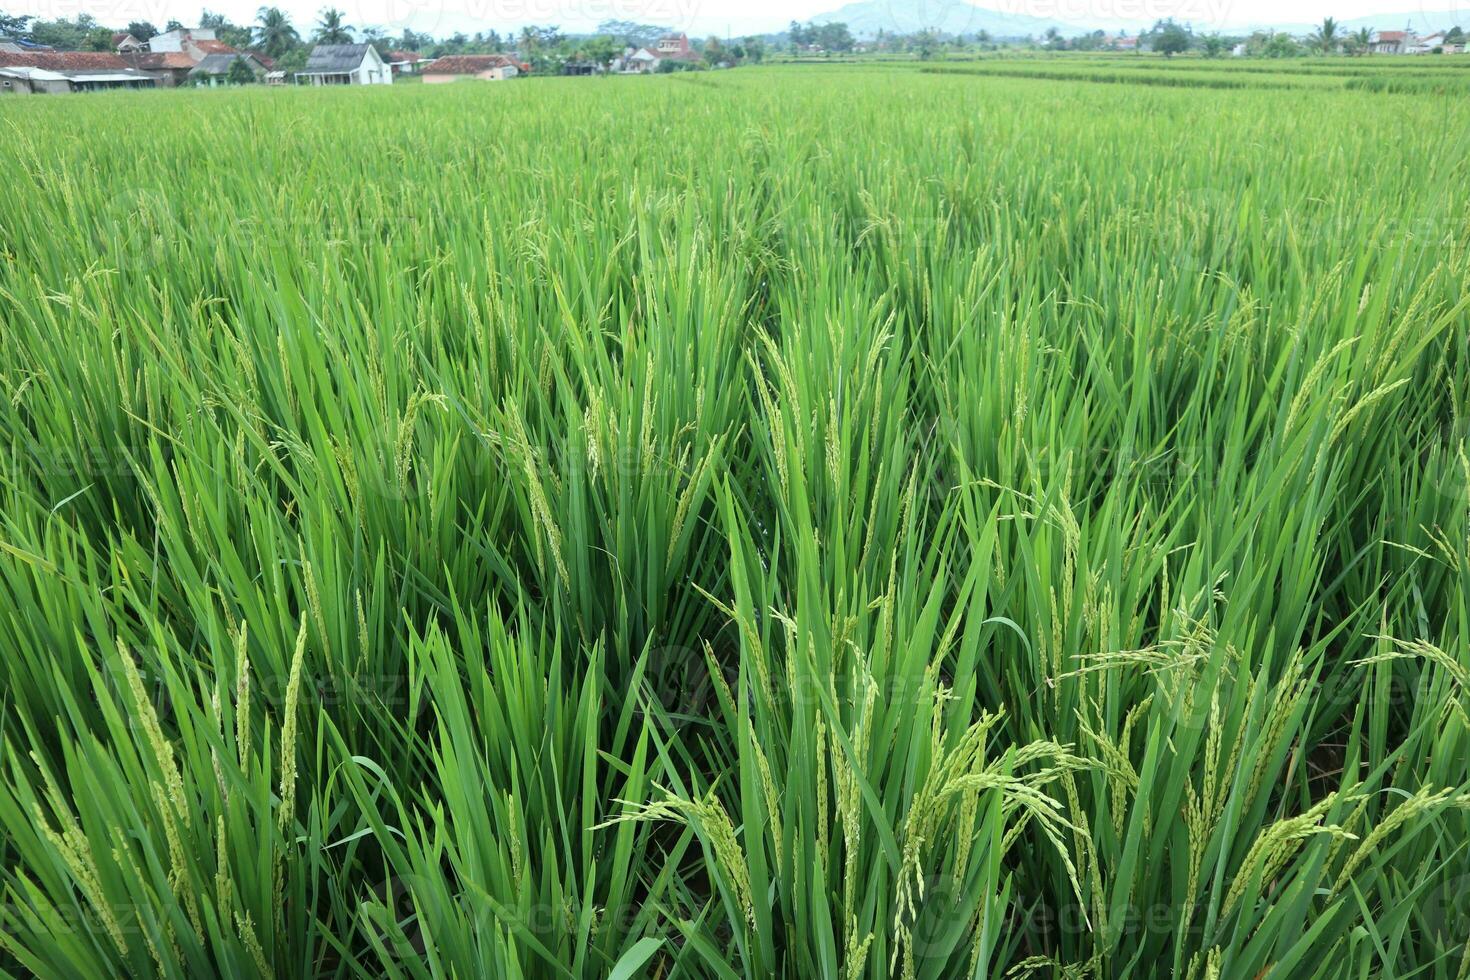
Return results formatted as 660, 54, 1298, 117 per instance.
810, 0, 1109, 37
809, 0, 1469, 37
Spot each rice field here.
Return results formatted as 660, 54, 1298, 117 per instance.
0, 66, 1468, 979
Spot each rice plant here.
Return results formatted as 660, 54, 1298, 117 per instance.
0, 68, 1467, 979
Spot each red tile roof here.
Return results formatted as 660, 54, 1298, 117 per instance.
387, 50, 422, 62
0, 51, 130, 70
192, 39, 237, 54
1376, 31, 1407, 41
422, 54, 529, 74
128, 51, 197, 69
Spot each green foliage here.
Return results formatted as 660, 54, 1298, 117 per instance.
226, 55, 258, 85
28, 13, 111, 50
0, 10, 32, 38
253, 7, 300, 59
313, 6, 351, 45
1311, 17, 1341, 54
1151, 19, 1192, 56
0, 66, 1467, 980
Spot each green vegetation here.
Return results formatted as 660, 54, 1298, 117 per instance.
922, 54, 1470, 92
0, 67, 1468, 979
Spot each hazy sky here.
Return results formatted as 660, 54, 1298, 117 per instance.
12, 0, 1464, 40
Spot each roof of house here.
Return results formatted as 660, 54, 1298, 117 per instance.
112, 32, 140, 46
193, 39, 237, 54
302, 44, 374, 72
386, 49, 422, 62
1376, 30, 1407, 41
69, 72, 154, 83
0, 51, 130, 71
153, 27, 216, 40
0, 63, 152, 83
421, 54, 527, 74
127, 51, 198, 70
191, 52, 261, 75
0, 66, 69, 80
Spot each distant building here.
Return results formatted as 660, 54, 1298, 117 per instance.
420, 54, 526, 83
615, 47, 659, 73
1406, 32, 1445, 53
296, 44, 392, 85
120, 26, 242, 85
112, 33, 146, 53
1369, 30, 1409, 54
147, 27, 238, 60
619, 33, 703, 72
189, 52, 269, 85
122, 51, 198, 86
0, 52, 158, 93
654, 33, 697, 59
385, 50, 423, 75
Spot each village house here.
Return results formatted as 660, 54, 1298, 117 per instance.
111, 33, 145, 53
147, 27, 238, 60
385, 50, 423, 75
1405, 32, 1453, 53
296, 44, 392, 85
1369, 30, 1410, 53
420, 54, 526, 83
189, 52, 270, 86
0, 51, 158, 93
618, 32, 704, 72
114, 27, 248, 86
122, 50, 198, 86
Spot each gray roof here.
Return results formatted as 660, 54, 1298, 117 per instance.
190, 53, 260, 75
302, 44, 371, 73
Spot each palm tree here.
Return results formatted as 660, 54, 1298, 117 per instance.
253, 6, 298, 58
1311, 16, 1340, 54
1352, 26, 1372, 55
314, 7, 351, 45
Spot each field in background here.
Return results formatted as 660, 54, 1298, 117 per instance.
785, 49, 1470, 91
1, 68, 1468, 979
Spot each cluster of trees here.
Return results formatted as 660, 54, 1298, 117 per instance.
1048, 17, 1467, 58
0, 11, 166, 51
786, 21, 856, 54
411, 22, 766, 74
